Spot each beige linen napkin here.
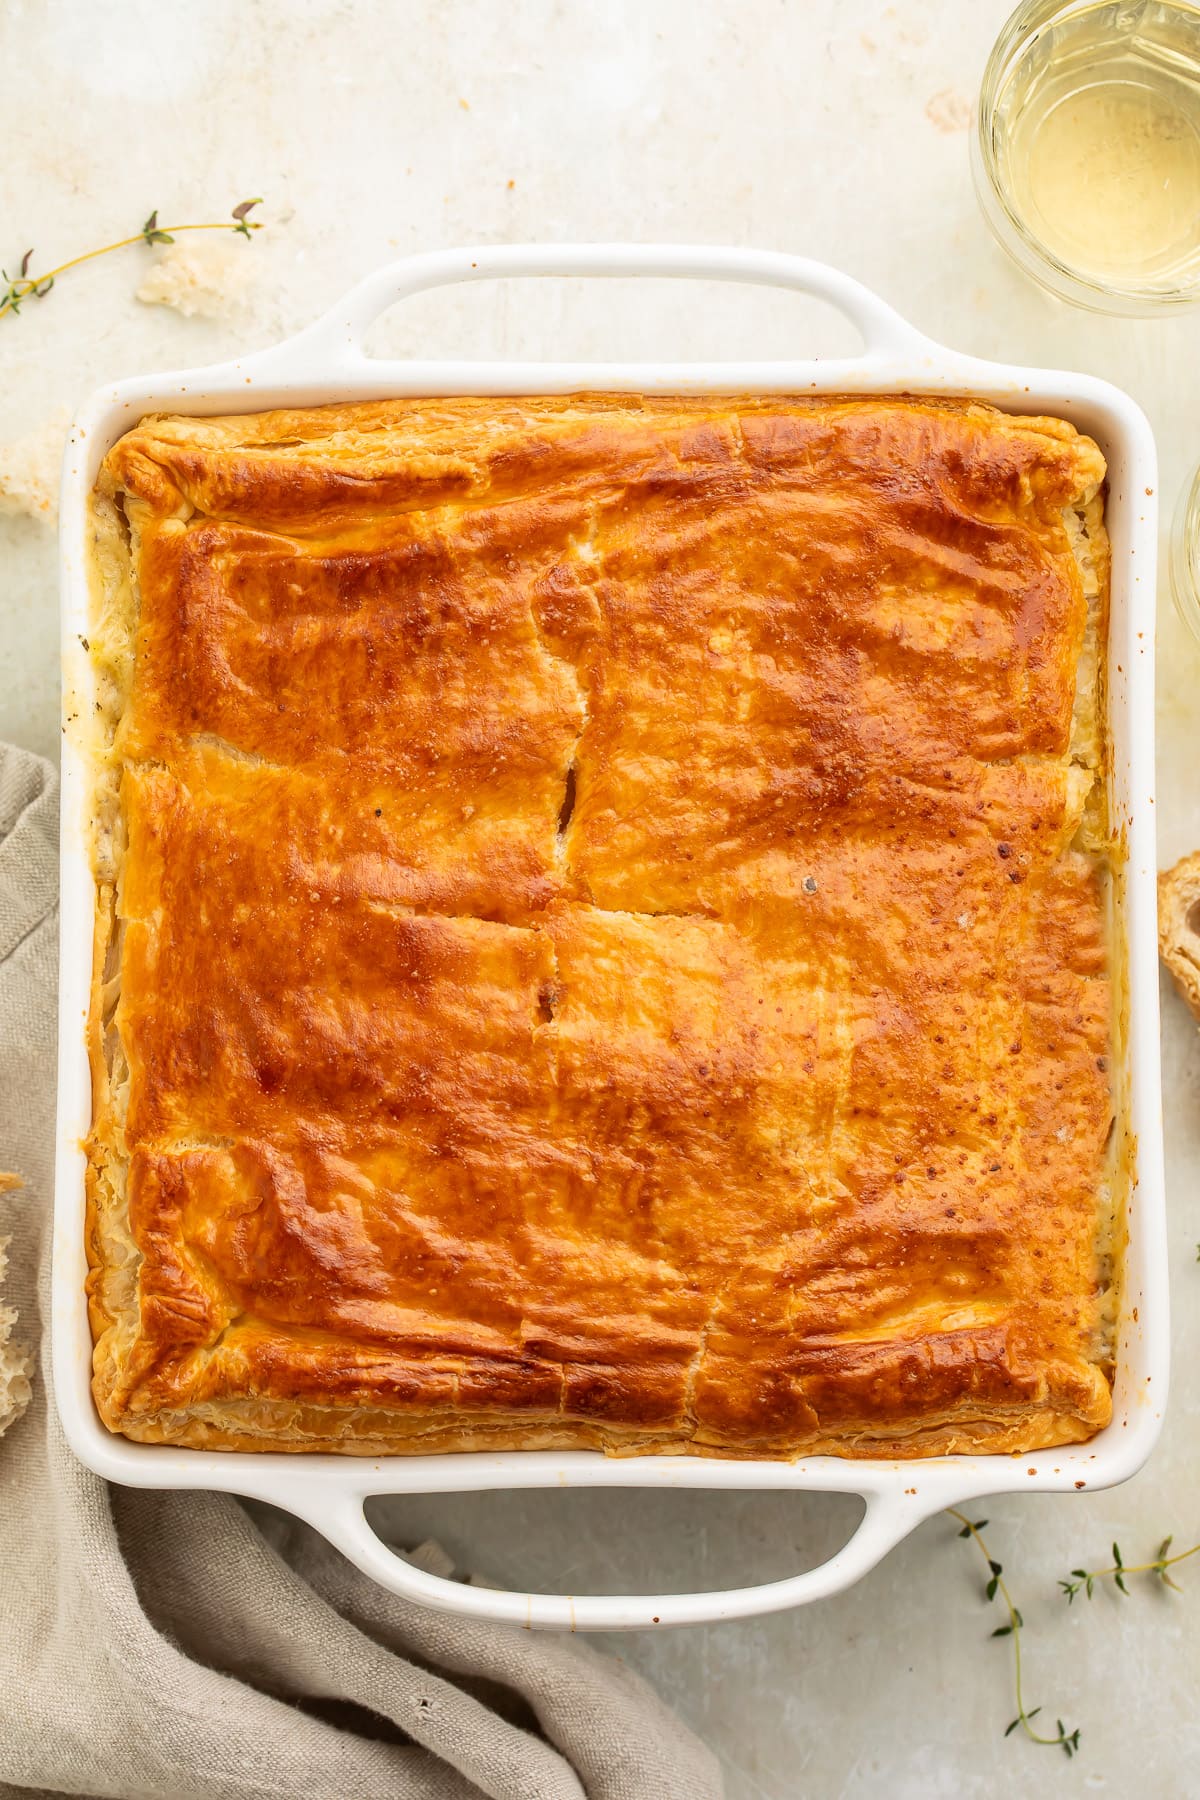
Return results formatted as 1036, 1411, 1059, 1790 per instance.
0, 743, 723, 1800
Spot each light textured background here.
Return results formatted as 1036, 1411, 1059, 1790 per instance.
3, 2, 1200, 1794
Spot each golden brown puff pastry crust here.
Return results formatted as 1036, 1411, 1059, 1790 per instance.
84, 395, 1115, 1458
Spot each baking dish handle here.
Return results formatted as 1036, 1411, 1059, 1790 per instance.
295, 1485, 940, 1631
248, 242, 935, 374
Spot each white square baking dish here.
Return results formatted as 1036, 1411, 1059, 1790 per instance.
52, 244, 1166, 1631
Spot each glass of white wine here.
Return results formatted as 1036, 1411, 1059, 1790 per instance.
1171, 465, 1200, 639
974, 0, 1200, 312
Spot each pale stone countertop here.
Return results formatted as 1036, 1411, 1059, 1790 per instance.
4, 1, 1200, 1793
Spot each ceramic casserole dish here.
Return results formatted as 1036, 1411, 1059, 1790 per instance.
53, 243, 1166, 1631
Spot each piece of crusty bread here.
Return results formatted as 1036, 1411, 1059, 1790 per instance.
0, 411, 68, 527
0, 1172, 32, 1437
1159, 851, 1200, 1022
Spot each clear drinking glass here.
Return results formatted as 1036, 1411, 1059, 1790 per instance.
973, 0, 1200, 313
1171, 462, 1200, 640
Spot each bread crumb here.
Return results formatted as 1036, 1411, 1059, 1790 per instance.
136, 236, 257, 320
0, 1175, 32, 1437
925, 88, 972, 133
0, 409, 69, 527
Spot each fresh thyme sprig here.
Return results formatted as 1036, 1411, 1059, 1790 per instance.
0, 200, 263, 320
947, 1509, 1081, 1759
1060, 1535, 1200, 1602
